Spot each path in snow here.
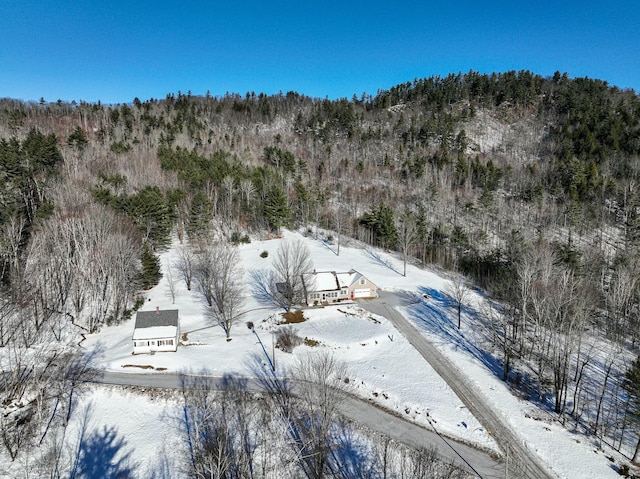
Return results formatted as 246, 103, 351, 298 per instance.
360, 290, 556, 479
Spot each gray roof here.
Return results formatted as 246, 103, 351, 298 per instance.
134, 309, 179, 329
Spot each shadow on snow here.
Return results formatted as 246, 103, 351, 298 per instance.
410, 287, 548, 410
364, 248, 402, 276
70, 425, 137, 479
410, 286, 505, 382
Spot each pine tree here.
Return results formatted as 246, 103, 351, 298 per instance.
359, 202, 397, 250
264, 185, 291, 233
377, 202, 397, 249
125, 186, 172, 248
139, 243, 162, 290
22, 129, 63, 172
187, 191, 213, 239
67, 126, 88, 152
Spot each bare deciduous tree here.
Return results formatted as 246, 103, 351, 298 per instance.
165, 262, 178, 304
483, 300, 519, 382
605, 261, 638, 342
211, 243, 244, 340
239, 178, 256, 224
289, 352, 350, 479
272, 238, 313, 311
521, 246, 590, 414
174, 244, 196, 291
221, 175, 236, 228
0, 214, 26, 288
331, 206, 348, 256
447, 275, 470, 330
396, 209, 419, 277
22, 191, 140, 333
180, 373, 266, 479
196, 242, 244, 340
178, 363, 467, 479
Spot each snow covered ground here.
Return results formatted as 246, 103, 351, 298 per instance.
76, 229, 628, 478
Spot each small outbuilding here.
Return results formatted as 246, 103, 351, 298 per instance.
301, 269, 378, 306
132, 307, 180, 354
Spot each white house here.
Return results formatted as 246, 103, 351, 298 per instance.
301, 269, 378, 306
132, 308, 180, 354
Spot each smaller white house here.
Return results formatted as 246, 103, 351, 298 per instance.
132, 308, 180, 354
301, 269, 378, 306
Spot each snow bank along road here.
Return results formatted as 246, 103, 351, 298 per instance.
96, 369, 504, 478
360, 291, 556, 479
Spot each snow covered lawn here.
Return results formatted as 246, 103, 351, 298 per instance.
79, 229, 628, 478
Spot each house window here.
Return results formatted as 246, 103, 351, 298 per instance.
341, 289, 347, 295
359, 278, 366, 285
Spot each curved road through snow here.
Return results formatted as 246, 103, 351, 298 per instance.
96, 369, 504, 478
360, 291, 556, 479
90, 289, 555, 479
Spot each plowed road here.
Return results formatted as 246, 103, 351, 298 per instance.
97, 369, 504, 478
92, 290, 555, 479
360, 291, 556, 479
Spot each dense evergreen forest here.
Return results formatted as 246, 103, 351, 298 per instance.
3, 70, 640, 471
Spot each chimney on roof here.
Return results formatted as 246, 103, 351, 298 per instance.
156, 306, 160, 313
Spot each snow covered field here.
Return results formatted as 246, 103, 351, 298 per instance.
76, 229, 628, 478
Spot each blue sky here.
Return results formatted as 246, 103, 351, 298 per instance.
1, 1, 638, 104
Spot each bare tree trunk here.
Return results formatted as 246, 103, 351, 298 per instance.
447, 275, 469, 330
272, 238, 313, 311
396, 210, 418, 277
594, 356, 615, 436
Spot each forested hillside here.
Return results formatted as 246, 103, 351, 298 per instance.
2, 70, 640, 471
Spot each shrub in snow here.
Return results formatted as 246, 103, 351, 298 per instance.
276, 325, 302, 353
304, 337, 320, 347
231, 231, 251, 244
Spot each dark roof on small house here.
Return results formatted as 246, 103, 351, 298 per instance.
134, 309, 179, 329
